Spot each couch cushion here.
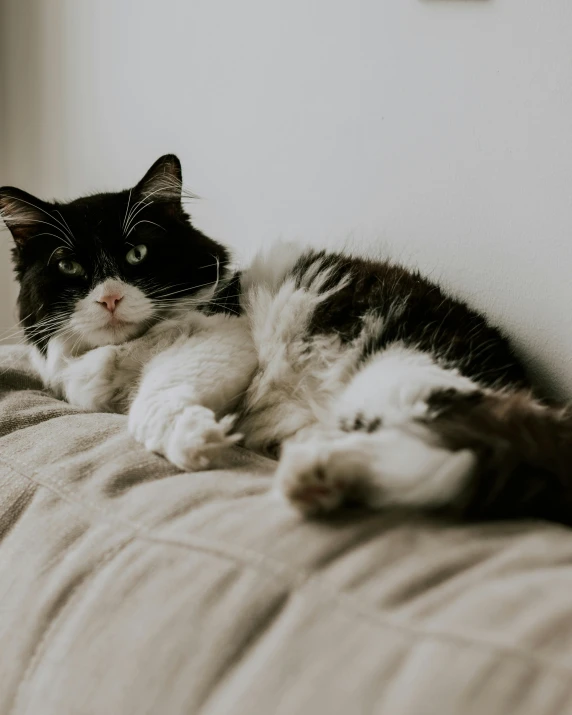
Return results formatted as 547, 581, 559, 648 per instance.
1, 344, 572, 715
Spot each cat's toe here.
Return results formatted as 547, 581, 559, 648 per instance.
275, 442, 350, 514
166, 405, 240, 471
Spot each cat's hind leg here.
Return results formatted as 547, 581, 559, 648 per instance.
277, 424, 476, 514
276, 346, 478, 514
278, 345, 572, 526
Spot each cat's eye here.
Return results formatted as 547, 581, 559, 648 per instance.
58, 259, 86, 277
126, 244, 148, 265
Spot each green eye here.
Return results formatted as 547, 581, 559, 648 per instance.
58, 259, 85, 277
126, 244, 148, 265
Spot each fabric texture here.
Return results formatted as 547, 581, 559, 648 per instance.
1, 344, 572, 715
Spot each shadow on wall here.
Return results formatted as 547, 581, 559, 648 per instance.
0, 1, 48, 343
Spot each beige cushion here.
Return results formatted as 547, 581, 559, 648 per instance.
1, 344, 572, 715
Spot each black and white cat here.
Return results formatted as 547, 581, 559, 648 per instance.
2, 155, 572, 523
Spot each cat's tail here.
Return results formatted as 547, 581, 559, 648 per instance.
425, 388, 572, 526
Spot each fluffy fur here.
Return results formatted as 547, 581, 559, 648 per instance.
2, 154, 572, 526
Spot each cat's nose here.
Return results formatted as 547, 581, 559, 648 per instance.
97, 294, 123, 313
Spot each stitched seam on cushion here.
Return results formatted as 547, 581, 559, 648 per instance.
135, 532, 572, 682
0, 411, 79, 431
0, 454, 292, 578
2, 452, 572, 679
8, 536, 135, 715
0, 409, 105, 443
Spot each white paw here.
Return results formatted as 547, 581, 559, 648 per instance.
63, 345, 121, 411
275, 437, 371, 514
164, 406, 240, 471
276, 429, 475, 515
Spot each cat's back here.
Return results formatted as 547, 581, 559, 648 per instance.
241, 243, 529, 390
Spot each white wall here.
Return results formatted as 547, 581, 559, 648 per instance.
2, 0, 572, 397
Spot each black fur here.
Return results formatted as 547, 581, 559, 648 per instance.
425, 388, 572, 527
292, 250, 529, 389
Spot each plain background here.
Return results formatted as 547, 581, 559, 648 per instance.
1, 0, 572, 397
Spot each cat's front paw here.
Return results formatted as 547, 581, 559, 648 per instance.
63, 344, 123, 412
164, 406, 241, 471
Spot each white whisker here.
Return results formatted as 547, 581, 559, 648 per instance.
2, 196, 75, 244
124, 200, 152, 236
122, 189, 133, 234
125, 219, 166, 240
150, 279, 218, 301
145, 281, 200, 298
14, 220, 74, 248
47, 245, 73, 265
33, 233, 74, 250
53, 210, 74, 241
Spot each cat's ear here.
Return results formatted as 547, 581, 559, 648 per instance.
0, 187, 51, 245
135, 154, 183, 204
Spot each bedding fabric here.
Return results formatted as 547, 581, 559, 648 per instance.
0, 344, 572, 715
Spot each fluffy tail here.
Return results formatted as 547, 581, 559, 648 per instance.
425, 389, 572, 526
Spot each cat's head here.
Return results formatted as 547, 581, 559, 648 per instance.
0, 155, 229, 352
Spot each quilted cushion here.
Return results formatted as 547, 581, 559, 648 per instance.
1, 345, 572, 715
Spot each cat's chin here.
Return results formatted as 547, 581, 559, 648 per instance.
81, 321, 147, 348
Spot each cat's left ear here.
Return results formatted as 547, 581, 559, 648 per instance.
135, 154, 183, 204
0, 187, 51, 245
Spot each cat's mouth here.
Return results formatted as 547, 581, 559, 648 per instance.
106, 315, 134, 328
90, 312, 134, 333
82, 318, 146, 347
103, 315, 145, 339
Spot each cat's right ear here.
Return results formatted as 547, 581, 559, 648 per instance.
0, 187, 50, 245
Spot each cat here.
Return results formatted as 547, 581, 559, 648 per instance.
2, 154, 572, 524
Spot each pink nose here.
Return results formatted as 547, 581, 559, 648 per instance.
97, 294, 123, 313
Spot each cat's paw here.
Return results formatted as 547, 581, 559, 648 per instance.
164, 406, 240, 471
63, 344, 122, 411
276, 429, 475, 515
275, 437, 369, 514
